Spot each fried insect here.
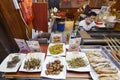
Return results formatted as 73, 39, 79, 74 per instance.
24, 57, 41, 70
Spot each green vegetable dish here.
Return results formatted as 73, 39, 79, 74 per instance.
67, 57, 87, 68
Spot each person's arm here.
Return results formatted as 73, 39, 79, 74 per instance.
78, 21, 84, 31
84, 5, 91, 15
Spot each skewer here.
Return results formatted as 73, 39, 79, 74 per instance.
103, 35, 113, 50
110, 38, 120, 62
104, 38, 113, 51
114, 38, 120, 45
106, 38, 120, 62
103, 35, 115, 50
106, 38, 118, 51
110, 38, 120, 50
103, 35, 120, 62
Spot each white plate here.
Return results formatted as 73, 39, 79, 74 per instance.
47, 43, 66, 56
66, 52, 91, 72
0, 53, 26, 72
19, 52, 45, 72
41, 56, 66, 79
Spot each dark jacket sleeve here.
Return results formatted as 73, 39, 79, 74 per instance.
84, 5, 91, 15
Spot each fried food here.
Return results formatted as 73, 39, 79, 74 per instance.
49, 44, 63, 55
111, 50, 120, 62
99, 74, 119, 80
7, 56, 20, 68
45, 59, 64, 75
86, 51, 119, 80
95, 67, 118, 74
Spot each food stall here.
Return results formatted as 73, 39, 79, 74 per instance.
0, 0, 120, 80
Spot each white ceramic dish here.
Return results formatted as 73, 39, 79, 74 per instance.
41, 56, 66, 79
66, 52, 91, 72
0, 53, 26, 72
19, 52, 45, 72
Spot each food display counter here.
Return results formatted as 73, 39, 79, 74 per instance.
1, 30, 120, 80
1, 43, 120, 80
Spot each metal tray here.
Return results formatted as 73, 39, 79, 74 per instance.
80, 45, 120, 80
80, 45, 109, 56
104, 47, 120, 70
81, 45, 120, 70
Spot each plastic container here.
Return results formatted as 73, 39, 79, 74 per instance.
71, 30, 76, 38
57, 22, 65, 32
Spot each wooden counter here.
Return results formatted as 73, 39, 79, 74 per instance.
3, 71, 90, 79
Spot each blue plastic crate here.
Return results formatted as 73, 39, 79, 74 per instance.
57, 22, 65, 32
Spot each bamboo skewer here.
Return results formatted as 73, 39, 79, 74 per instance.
107, 38, 118, 51
103, 35, 115, 50
103, 35, 120, 62
110, 38, 120, 50
109, 38, 120, 62
104, 38, 113, 51
114, 38, 120, 45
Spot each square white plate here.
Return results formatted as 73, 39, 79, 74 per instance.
47, 43, 66, 56
66, 52, 91, 72
41, 56, 66, 79
0, 53, 26, 72
19, 52, 45, 72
